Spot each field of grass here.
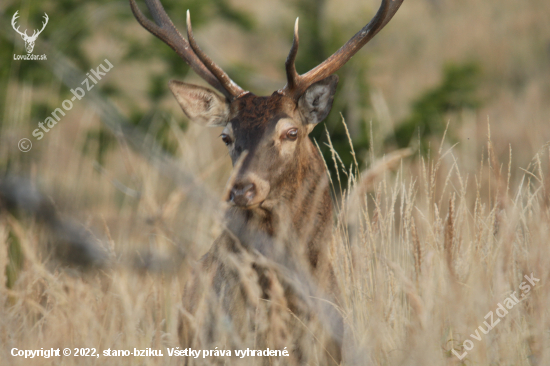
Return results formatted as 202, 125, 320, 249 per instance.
1, 0, 550, 365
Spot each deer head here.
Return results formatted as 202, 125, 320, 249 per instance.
130, 0, 404, 212
11, 11, 49, 54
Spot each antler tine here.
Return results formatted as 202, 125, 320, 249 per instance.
284, 18, 300, 92
283, 0, 404, 99
31, 13, 49, 38
11, 11, 28, 37
41, 13, 49, 28
186, 11, 246, 99
129, 0, 241, 100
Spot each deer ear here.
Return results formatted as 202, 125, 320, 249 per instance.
169, 80, 230, 127
298, 75, 339, 126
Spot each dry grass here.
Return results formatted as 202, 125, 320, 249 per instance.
2, 121, 550, 365
2, 0, 550, 365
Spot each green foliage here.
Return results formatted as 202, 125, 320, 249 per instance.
2, 1, 482, 182
214, 0, 255, 31
82, 127, 117, 166
1, 0, 254, 162
1, 1, 114, 140
5, 231, 23, 289
393, 62, 482, 148
129, 110, 180, 155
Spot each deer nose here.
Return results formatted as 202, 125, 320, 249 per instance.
230, 182, 256, 207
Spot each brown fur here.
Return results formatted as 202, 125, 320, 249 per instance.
177, 88, 343, 365
130, 0, 406, 360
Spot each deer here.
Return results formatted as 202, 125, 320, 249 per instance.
129, 0, 405, 364
11, 11, 49, 54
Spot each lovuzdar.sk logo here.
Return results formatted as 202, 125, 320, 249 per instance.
12, 10, 48, 61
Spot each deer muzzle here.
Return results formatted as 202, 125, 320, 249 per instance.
229, 174, 270, 208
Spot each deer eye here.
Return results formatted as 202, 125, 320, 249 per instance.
286, 128, 298, 141
220, 134, 232, 145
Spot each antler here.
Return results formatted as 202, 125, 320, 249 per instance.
28, 13, 49, 40
11, 11, 49, 40
33, 13, 49, 38
282, 0, 405, 99
129, 0, 246, 100
185, 11, 248, 99
11, 11, 28, 38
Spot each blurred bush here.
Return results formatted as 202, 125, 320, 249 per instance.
393, 62, 482, 149
1, 0, 255, 164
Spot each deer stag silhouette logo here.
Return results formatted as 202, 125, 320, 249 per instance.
11, 11, 49, 54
